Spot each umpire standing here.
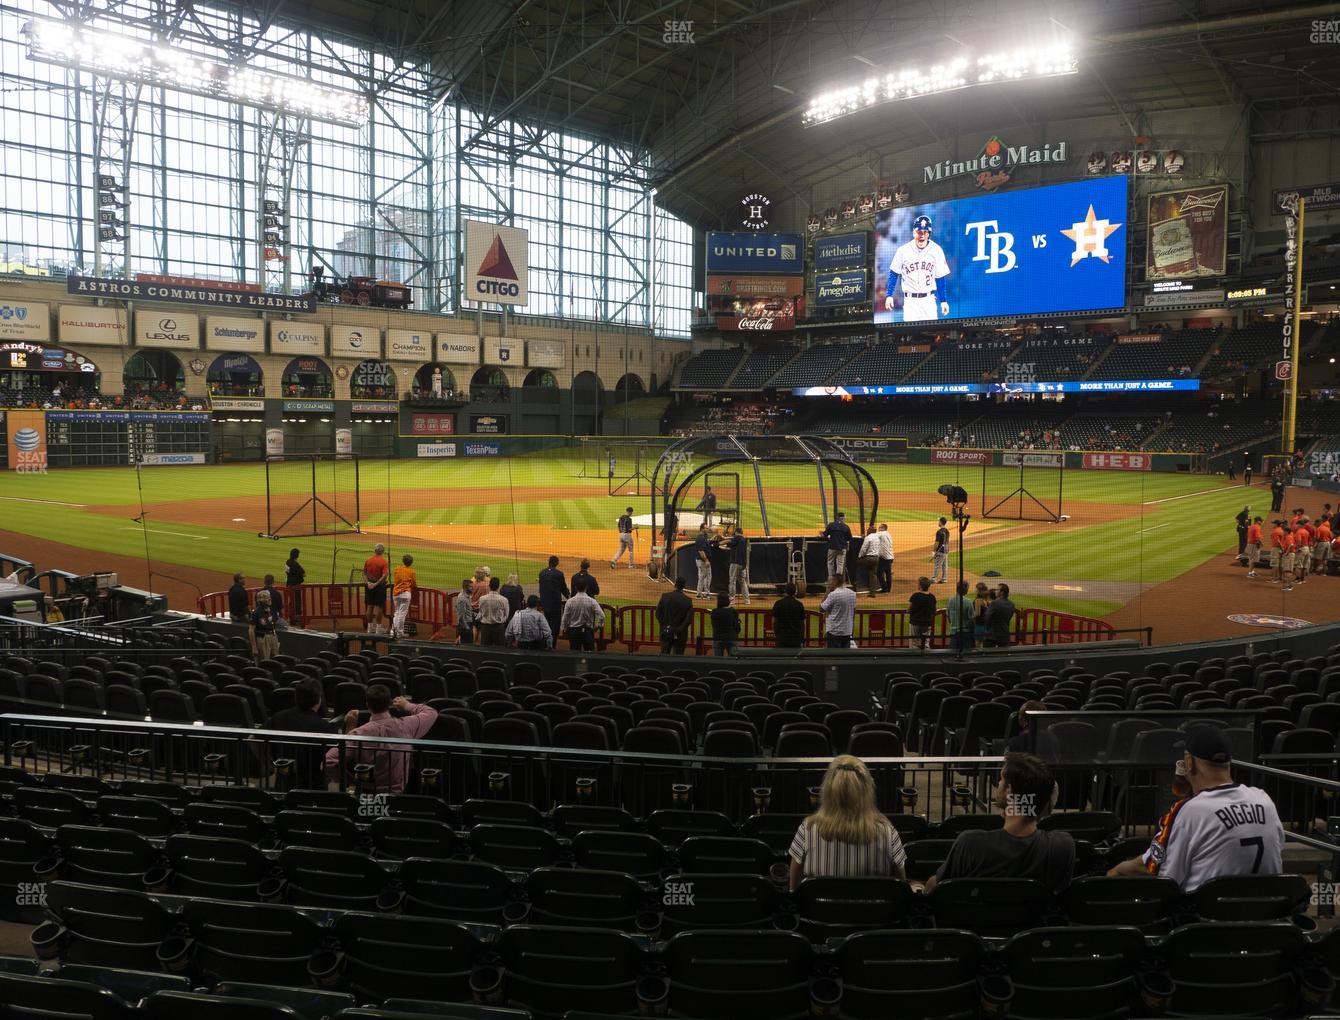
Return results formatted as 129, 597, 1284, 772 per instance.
1270, 472, 1285, 513
537, 556, 569, 640
1235, 506, 1251, 562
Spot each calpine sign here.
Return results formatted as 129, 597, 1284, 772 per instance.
923, 136, 1068, 190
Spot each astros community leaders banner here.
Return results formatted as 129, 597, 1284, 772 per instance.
464, 220, 529, 306
873, 176, 1128, 324
68, 275, 316, 313
1146, 185, 1228, 280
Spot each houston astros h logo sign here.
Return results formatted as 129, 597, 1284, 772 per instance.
740, 193, 770, 230
476, 234, 520, 297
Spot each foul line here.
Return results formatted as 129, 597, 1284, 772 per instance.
0, 495, 87, 508
1144, 486, 1241, 505
1139, 522, 1173, 534
118, 526, 207, 541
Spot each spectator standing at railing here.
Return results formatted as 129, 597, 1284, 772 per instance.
572, 559, 600, 600
363, 543, 390, 635
454, 579, 476, 644
475, 576, 509, 646
710, 592, 740, 656
771, 582, 806, 649
249, 590, 280, 661
820, 574, 857, 650
325, 685, 438, 795
946, 580, 975, 652
656, 576, 694, 655
875, 524, 894, 594
538, 556, 569, 638
285, 548, 305, 620
984, 583, 1016, 647
262, 574, 284, 620
227, 573, 249, 624
390, 554, 417, 639
560, 576, 604, 652
507, 595, 553, 649
500, 573, 525, 619
908, 577, 936, 652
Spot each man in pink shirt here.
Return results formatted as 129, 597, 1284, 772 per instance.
324, 684, 438, 793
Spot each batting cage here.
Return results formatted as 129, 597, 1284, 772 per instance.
980, 452, 1065, 522
260, 454, 363, 540
650, 434, 878, 594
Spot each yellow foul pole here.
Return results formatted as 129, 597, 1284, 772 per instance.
1284, 198, 1304, 455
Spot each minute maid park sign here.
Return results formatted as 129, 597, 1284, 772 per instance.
922, 136, 1068, 189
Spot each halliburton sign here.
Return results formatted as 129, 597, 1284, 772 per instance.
1082, 452, 1152, 471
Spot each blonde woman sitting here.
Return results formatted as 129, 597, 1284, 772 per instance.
788, 754, 907, 890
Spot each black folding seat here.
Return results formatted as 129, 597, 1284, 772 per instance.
370, 816, 458, 861
184, 898, 326, 987
1002, 925, 1145, 1019
664, 929, 812, 1020
570, 830, 668, 881
105, 684, 147, 718
468, 824, 561, 871
1162, 921, 1307, 1017
659, 873, 777, 935
399, 857, 514, 925
141, 991, 301, 1020
274, 809, 360, 851
901, 838, 955, 882
164, 834, 273, 901
462, 798, 542, 829
1191, 873, 1312, 921
148, 689, 196, 722
1037, 810, 1121, 844
935, 814, 1002, 838
334, 912, 480, 1004
183, 802, 269, 844
551, 804, 636, 838
203, 692, 255, 728
279, 847, 391, 910
95, 795, 177, 839
43, 881, 174, 970
285, 788, 358, 816
1063, 874, 1180, 929
835, 928, 986, 1020
645, 810, 735, 847
740, 813, 807, 856
525, 867, 644, 930
15, 786, 94, 828
43, 774, 113, 799
678, 836, 774, 876
497, 925, 641, 1017
0, 818, 55, 923
927, 877, 1049, 937
63, 678, 105, 714
795, 876, 913, 940
0, 971, 139, 1020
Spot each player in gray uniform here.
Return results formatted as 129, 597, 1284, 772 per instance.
610, 506, 635, 569
885, 214, 951, 322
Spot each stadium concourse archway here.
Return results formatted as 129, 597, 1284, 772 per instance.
412, 363, 457, 399
350, 359, 395, 400
207, 353, 264, 398
470, 365, 509, 402
615, 372, 645, 396
652, 434, 878, 596
123, 349, 184, 402
281, 357, 332, 398
572, 369, 602, 434
524, 368, 558, 389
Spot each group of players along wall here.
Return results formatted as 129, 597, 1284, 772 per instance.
0, 276, 681, 469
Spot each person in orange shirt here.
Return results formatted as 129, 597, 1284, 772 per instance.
1293, 523, 1311, 585
1269, 520, 1287, 584
390, 553, 417, 639
1314, 516, 1332, 575
470, 566, 489, 609
1245, 516, 1263, 578
1279, 527, 1296, 592
363, 542, 390, 634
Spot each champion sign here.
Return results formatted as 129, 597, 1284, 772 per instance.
815, 270, 868, 307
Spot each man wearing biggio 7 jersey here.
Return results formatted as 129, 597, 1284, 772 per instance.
885, 214, 951, 321
1107, 726, 1283, 891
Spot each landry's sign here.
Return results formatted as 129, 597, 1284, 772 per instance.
923, 136, 1068, 190
68, 275, 316, 313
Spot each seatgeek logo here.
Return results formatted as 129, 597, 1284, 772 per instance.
475, 234, 521, 297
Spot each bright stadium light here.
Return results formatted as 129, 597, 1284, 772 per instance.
803, 42, 1077, 126
23, 19, 368, 126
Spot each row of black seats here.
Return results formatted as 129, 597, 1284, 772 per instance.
32, 880, 1340, 1019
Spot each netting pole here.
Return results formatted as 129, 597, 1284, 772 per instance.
1057, 460, 1065, 519
266, 459, 273, 537
311, 455, 318, 538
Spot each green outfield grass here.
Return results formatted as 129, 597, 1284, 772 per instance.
0, 452, 1245, 619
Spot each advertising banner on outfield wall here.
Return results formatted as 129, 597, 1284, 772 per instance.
408, 412, 455, 436
1082, 452, 1152, 471
60, 304, 127, 346
1003, 451, 1064, 468
0, 301, 49, 342
7, 410, 46, 473
464, 441, 501, 456
330, 325, 381, 359
137, 453, 206, 465
484, 338, 518, 364
526, 339, 564, 369
205, 316, 264, 353
705, 275, 805, 298
270, 323, 325, 355
464, 220, 529, 307
417, 442, 457, 457
265, 428, 284, 457
134, 311, 199, 349
931, 449, 991, 466
1146, 185, 1228, 280
435, 334, 480, 364
335, 429, 352, 456
386, 329, 430, 361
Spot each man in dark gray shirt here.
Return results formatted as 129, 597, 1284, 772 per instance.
924, 752, 1074, 895
985, 582, 1016, 647
656, 577, 695, 655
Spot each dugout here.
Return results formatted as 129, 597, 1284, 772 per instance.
652, 434, 878, 595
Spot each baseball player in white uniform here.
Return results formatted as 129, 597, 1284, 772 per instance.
884, 214, 951, 322
1106, 727, 1283, 891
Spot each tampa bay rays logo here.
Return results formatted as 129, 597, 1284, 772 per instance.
1062, 205, 1122, 265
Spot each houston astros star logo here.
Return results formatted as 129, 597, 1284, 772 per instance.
1062, 205, 1122, 265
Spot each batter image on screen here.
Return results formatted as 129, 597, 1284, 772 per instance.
884, 214, 950, 321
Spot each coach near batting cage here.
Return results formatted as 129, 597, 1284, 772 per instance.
650, 435, 878, 596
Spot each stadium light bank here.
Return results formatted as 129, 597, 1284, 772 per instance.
802, 44, 1077, 127
23, 18, 367, 127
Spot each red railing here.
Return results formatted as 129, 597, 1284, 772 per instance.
199, 588, 1115, 650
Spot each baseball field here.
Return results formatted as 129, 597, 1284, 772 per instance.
1, 450, 1331, 642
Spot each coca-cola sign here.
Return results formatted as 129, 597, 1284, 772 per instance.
717, 314, 794, 331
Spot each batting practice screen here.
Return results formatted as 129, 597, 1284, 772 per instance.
873, 176, 1129, 324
